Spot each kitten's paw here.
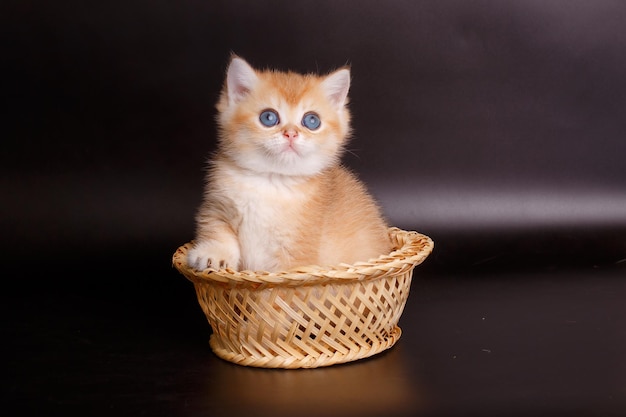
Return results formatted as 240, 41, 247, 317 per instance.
187, 240, 240, 271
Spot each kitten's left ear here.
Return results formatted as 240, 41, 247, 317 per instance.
321, 67, 351, 108
226, 56, 259, 105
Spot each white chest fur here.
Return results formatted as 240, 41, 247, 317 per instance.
221, 171, 308, 271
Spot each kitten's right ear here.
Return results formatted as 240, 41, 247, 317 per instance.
226, 56, 258, 105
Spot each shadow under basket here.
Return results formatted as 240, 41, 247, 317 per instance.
172, 227, 434, 369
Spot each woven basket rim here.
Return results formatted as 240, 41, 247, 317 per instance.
172, 227, 434, 287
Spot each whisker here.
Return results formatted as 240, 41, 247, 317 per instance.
343, 148, 362, 160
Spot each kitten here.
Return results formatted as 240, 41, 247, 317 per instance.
187, 55, 391, 272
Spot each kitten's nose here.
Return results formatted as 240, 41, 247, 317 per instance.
283, 128, 299, 141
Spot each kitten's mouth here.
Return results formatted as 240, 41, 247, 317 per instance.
282, 143, 301, 157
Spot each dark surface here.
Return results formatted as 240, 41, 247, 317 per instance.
3, 1, 626, 416
4, 256, 625, 417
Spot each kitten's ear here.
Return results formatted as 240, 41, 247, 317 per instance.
321, 67, 351, 108
226, 56, 258, 105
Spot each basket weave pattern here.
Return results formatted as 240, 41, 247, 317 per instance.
172, 228, 433, 369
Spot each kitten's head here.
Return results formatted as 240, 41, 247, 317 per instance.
215, 55, 351, 177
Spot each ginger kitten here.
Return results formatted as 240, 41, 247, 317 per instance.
187, 55, 391, 272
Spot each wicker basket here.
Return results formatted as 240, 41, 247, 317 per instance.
172, 227, 433, 369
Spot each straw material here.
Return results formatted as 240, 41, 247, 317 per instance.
172, 227, 434, 369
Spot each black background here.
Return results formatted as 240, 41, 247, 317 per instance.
3, 1, 625, 416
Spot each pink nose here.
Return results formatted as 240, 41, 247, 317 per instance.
283, 129, 298, 141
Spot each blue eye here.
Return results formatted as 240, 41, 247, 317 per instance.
259, 109, 280, 127
302, 112, 321, 130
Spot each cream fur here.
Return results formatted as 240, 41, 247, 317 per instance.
187, 56, 391, 272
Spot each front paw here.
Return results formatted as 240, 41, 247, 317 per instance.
187, 239, 240, 271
